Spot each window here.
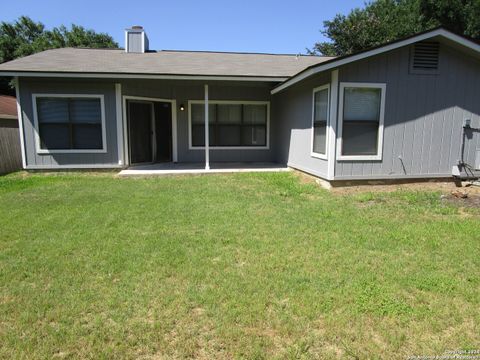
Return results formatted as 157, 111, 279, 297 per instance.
33, 95, 105, 153
189, 101, 268, 148
338, 83, 386, 160
311, 85, 329, 157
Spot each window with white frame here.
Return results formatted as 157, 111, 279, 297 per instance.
189, 101, 268, 148
311, 85, 329, 157
34, 95, 105, 152
338, 83, 385, 159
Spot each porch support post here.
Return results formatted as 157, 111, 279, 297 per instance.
326, 69, 339, 180
204, 84, 210, 170
115, 83, 125, 167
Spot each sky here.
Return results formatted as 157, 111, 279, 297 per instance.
2, 0, 366, 54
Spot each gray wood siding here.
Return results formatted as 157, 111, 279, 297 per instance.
121, 80, 276, 163
0, 118, 22, 174
127, 32, 143, 53
273, 72, 331, 178
336, 44, 480, 179
19, 78, 277, 169
18, 42, 480, 175
20, 78, 120, 168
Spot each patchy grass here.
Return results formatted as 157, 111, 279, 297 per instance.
0, 172, 479, 359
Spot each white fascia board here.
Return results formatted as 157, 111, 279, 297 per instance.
0, 72, 288, 82
271, 29, 480, 94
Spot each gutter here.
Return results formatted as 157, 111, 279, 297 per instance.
0, 71, 288, 83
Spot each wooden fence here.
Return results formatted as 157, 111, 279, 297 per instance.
0, 118, 22, 175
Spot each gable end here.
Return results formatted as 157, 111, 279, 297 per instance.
410, 41, 440, 74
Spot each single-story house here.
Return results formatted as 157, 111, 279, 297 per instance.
0, 95, 22, 174
0, 26, 479, 182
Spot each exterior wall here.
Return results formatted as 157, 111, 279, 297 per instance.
19, 78, 120, 169
120, 79, 276, 163
17, 41, 480, 176
335, 43, 480, 179
273, 71, 331, 178
0, 118, 22, 174
18, 78, 277, 169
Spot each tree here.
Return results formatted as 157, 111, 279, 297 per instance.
0, 16, 118, 94
419, 0, 480, 38
309, 0, 480, 56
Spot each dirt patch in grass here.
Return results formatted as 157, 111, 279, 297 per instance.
331, 180, 461, 195
289, 170, 480, 210
4, 170, 117, 179
441, 192, 480, 208
331, 179, 480, 200
292, 170, 319, 185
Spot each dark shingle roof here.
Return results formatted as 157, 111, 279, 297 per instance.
0, 48, 333, 78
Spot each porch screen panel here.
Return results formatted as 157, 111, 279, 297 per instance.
341, 87, 381, 156
37, 97, 103, 150
191, 102, 267, 147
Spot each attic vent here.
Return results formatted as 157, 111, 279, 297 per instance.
410, 41, 440, 74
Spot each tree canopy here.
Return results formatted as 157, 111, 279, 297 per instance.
309, 0, 480, 56
0, 16, 118, 94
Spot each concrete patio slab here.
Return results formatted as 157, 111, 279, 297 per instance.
118, 162, 290, 176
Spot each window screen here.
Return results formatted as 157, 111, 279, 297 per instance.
341, 87, 381, 156
191, 103, 267, 147
312, 87, 329, 155
37, 97, 103, 150
191, 104, 216, 148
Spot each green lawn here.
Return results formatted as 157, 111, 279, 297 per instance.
0, 172, 479, 359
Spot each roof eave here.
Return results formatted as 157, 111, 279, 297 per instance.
0, 71, 289, 82
0, 114, 18, 120
271, 28, 480, 94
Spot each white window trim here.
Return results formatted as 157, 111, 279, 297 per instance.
32, 93, 107, 154
188, 100, 270, 150
337, 82, 386, 161
310, 84, 330, 160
